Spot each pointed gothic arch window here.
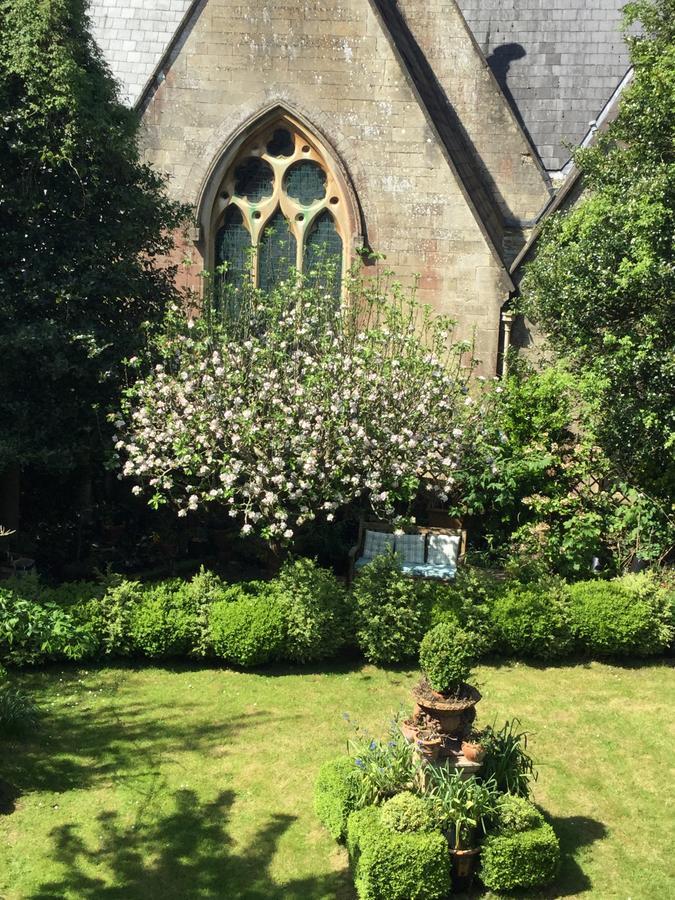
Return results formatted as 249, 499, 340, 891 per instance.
212, 117, 348, 296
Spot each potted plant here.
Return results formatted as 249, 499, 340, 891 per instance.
461, 728, 486, 763
415, 728, 442, 762
427, 766, 499, 891
413, 622, 481, 738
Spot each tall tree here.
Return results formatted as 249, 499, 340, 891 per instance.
0, 0, 187, 524
521, 0, 675, 503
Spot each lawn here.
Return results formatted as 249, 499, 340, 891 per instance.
0, 660, 673, 899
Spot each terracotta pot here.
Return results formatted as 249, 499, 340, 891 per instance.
449, 846, 480, 892
415, 735, 442, 762
461, 741, 486, 763
411, 682, 481, 738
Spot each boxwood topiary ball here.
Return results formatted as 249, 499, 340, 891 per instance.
419, 622, 475, 694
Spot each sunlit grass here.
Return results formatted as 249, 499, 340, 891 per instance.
0, 659, 673, 898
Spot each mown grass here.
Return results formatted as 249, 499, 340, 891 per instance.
0, 659, 673, 899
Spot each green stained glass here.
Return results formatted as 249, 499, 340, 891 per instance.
284, 161, 326, 206
234, 157, 274, 203
258, 210, 297, 292
266, 128, 294, 158
215, 205, 250, 285
304, 210, 342, 296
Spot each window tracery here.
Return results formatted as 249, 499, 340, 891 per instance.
213, 118, 347, 293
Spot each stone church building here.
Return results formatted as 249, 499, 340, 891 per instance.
89, 0, 631, 373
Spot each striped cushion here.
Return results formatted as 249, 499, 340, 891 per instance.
394, 533, 425, 566
362, 529, 396, 560
427, 534, 460, 567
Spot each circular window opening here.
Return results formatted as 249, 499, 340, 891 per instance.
233, 157, 274, 203
295, 213, 304, 222
284, 160, 326, 206
267, 128, 295, 158
329, 196, 339, 205
301, 144, 310, 153
253, 210, 262, 219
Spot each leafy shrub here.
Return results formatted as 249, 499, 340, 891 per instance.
313, 756, 363, 842
178, 567, 234, 657
489, 580, 574, 659
0, 666, 39, 736
419, 622, 475, 693
568, 573, 673, 656
352, 553, 431, 664
90, 580, 145, 656
271, 558, 349, 662
347, 805, 451, 900
424, 569, 501, 655
129, 582, 196, 658
209, 594, 285, 666
494, 794, 545, 834
480, 822, 560, 891
480, 719, 536, 797
380, 792, 434, 834
0, 589, 93, 665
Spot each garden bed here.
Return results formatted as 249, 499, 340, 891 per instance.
0, 660, 673, 898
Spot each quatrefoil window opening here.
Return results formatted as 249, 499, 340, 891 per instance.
214, 122, 345, 291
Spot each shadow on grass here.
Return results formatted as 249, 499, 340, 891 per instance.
473, 814, 608, 899
30, 788, 354, 900
0, 668, 290, 796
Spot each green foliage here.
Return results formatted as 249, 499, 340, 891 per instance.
480, 719, 537, 798
347, 805, 451, 900
349, 721, 419, 806
0, 588, 92, 665
520, 0, 675, 502
380, 792, 434, 834
419, 622, 475, 693
422, 569, 499, 656
0, 0, 187, 473
0, 665, 39, 735
352, 553, 431, 664
489, 580, 574, 659
271, 558, 349, 663
313, 756, 364, 842
425, 768, 499, 850
567, 573, 674, 656
494, 794, 545, 834
209, 594, 285, 667
480, 822, 561, 891
129, 583, 196, 659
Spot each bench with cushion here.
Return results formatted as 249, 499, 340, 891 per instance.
348, 521, 466, 584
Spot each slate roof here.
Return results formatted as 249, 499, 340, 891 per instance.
88, 0, 193, 105
87, 0, 631, 172
456, 0, 631, 171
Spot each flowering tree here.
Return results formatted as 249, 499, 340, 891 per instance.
114, 265, 489, 542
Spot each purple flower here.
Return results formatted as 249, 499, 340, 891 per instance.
355, 759, 365, 769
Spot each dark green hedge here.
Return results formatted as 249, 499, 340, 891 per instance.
480, 822, 560, 891
346, 805, 451, 900
313, 756, 363, 842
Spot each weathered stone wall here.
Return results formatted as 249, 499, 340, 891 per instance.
137, 0, 547, 372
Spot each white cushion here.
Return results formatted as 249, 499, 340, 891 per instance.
427, 533, 460, 567
394, 533, 425, 566
362, 529, 396, 560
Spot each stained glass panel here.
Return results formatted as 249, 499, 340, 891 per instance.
233, 157, 274, 203
304, 210, 342, 296
215, 205, 250, 285
284, 161, 326, 206
258, 210, 297, 292
266, 128, 295, 158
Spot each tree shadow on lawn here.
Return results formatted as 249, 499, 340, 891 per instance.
30, 787, 354, 900
0, 668, 291, 797
467, 814, 607, 899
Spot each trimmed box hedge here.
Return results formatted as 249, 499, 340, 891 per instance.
480, 821, 560, 891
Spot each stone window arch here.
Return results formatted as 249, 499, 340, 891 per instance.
209, 116, 351, 294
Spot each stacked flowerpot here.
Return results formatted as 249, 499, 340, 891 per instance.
403, 622, 483, 770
